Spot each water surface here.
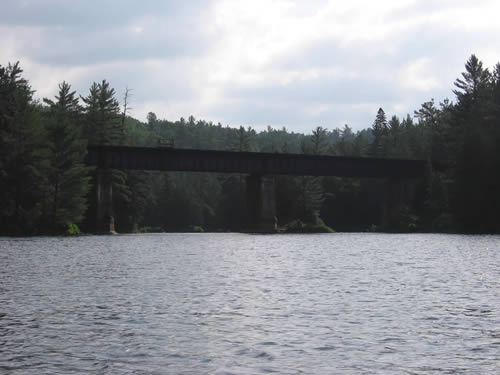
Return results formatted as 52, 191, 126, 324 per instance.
1, 233, 499, 374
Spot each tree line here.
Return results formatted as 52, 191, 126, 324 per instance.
1, 55, 499, 235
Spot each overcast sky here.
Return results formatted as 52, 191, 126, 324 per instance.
1, 0, 499, 132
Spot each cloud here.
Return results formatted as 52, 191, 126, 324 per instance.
399, 58, 441, 92
0, 1, 215, 66
1, 0, 500, 132
0, 1, 211, 29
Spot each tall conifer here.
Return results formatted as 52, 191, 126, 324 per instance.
81, 80, 130, 231
43, 82, 90, 231
0, 62, 48, 234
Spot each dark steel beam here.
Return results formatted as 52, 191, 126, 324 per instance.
87, 145, 429, 179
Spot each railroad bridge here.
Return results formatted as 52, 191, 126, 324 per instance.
86, 145, 430, 233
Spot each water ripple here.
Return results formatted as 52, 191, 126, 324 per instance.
1, 233, 499, 374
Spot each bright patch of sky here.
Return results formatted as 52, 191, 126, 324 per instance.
1, 0, 499, 132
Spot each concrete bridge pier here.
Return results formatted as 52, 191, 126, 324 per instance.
246, 174, 277, 233
96, 169, 116, 234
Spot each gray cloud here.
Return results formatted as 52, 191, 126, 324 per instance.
1, 0, 215, 65
215, 14, 497, 131
226, 75, 397, 106
1, 0, 499, 133
0, 1, 210, 29
24, 25, 210, 66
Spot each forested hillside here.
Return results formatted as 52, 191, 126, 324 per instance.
1, 55, 499, 235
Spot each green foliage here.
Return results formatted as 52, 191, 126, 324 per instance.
294, 127, 328, 224
232, 126, 254, 151
137, 226, 163, 233
371, 107, 388, 156
446, 55, 500, 232
2, 55, 500, 234
81, 80, 130, 233
311, 126, 328, 154
0, 62, 49, 234
383, 205, 419, 233
81, 80, 123, 145
285, 217, 334, 233
42, 81, 90, 232
66, 222, 80, 235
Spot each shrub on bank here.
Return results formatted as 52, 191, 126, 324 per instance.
285, 218, 334, 233
66, 223, 80, 235
189, 225, 204, 233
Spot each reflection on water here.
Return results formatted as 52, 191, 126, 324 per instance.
1, 233, 499, 374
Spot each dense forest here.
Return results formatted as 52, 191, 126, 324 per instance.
1, 55, 499, 235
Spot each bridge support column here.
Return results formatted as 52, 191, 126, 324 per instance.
96, 168, 116, 234
246, 174, 277, 233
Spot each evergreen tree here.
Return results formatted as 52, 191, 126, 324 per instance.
230, 126, 253, 152
414, 99, 446, 160
81, 80, 130, 231
296, 128, 327, 223
0, 62, 49, 234
388, 115, 401, 135
335, 124, 357, 156
43, 82, 90, 232
311, 126, 328, 154
81, 80, 123, 145
371, 107, 388, 156
448, 55, 494, 232
386, 115, 402, 157
3, 56, 500, 234
453, 54, 490, 103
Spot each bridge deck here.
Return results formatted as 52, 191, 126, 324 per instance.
86, 145, 428, 179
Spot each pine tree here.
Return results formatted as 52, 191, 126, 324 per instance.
296, 128, 327, 223
414, 99, 446, 160
43, 81, 90, 232
81, 80, 123, 145
449, 55, 493, 232
371, 108, 388, 156
386, 115, 402, 157
81, 80, 131, 232
453, 55, 490, 104
311, 126, 328, 154
0, 62, 49, 234
230, 126, 253, 152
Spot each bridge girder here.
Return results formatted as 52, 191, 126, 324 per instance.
87, 145, 428, 179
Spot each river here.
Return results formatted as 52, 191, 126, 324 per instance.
1, 233, 499, 374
